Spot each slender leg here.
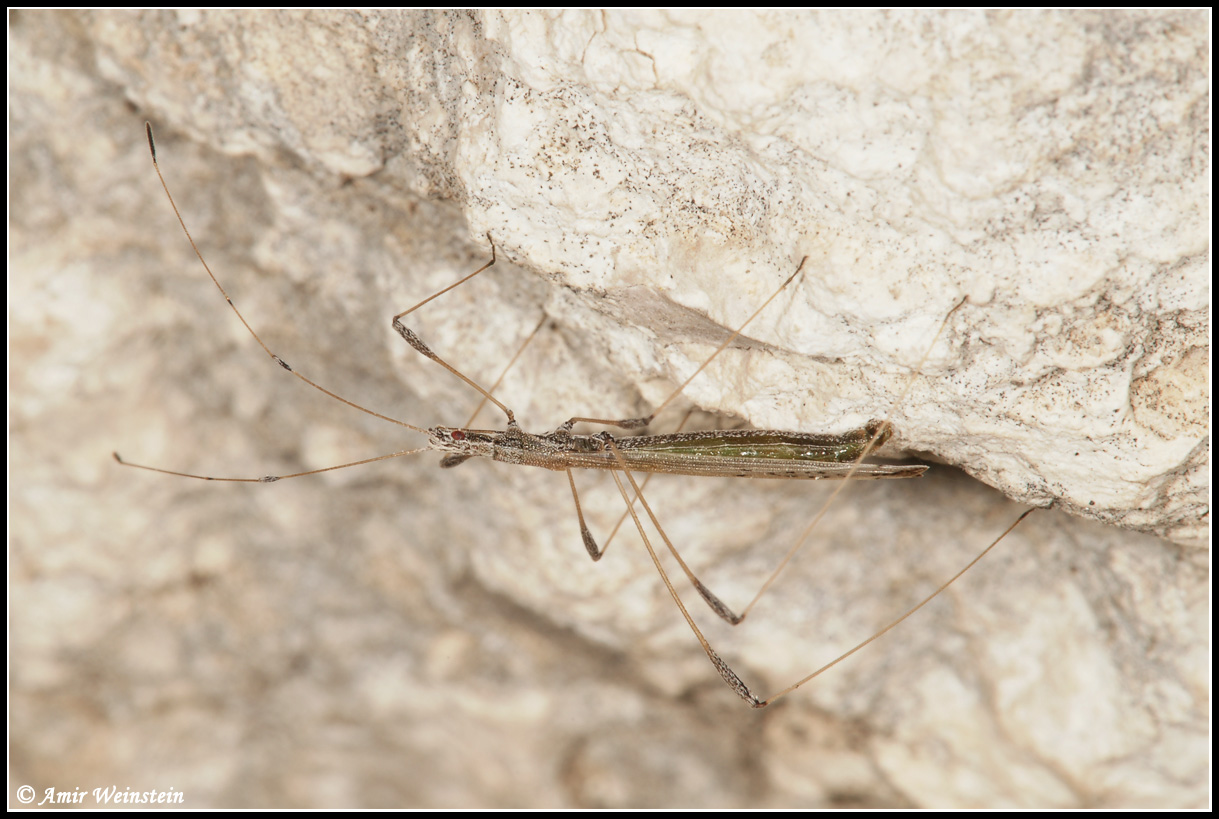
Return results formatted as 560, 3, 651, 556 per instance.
598, 440, 761, 705
464, 314, 548, 428
566, 469, 603, 561
391, 233, 516, 424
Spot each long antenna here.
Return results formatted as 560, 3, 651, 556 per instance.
144, 122, 426, 435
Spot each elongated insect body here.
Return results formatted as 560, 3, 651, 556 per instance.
429, 423, 928, 480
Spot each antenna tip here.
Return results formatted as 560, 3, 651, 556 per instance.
145, 122, 156, 160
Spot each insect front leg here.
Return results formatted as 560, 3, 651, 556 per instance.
389, 234, 518, 424
554, 415, 653, 434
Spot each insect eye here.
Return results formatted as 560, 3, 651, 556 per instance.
451, 430, 465, 441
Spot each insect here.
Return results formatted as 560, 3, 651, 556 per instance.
116, 122, 1030, 709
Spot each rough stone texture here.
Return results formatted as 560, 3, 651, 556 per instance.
11, 10, 1208, 809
